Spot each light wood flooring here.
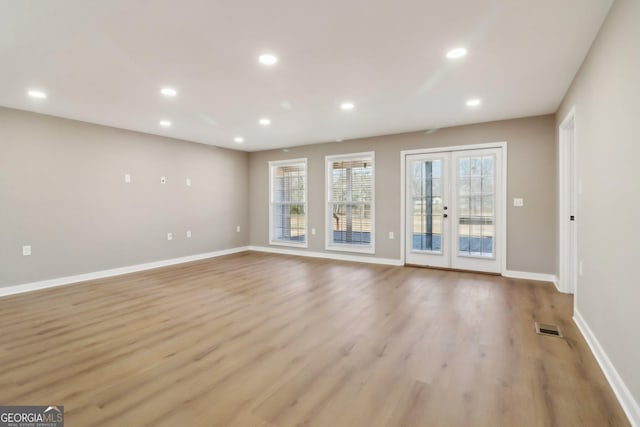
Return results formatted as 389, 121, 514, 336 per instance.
0, 252, 629, 426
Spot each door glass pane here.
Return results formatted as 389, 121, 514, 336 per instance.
470, 196, 482, 216
458, 196, 470, 217
470, 177, 482, 194
411, 159, 443, 253
457, 155, 495, 258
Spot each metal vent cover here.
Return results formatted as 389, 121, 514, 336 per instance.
535, 322, 563, 338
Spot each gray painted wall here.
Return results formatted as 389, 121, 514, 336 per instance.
0, 107, 249, 287
557, 0, 640, 410
249, 115, 556, 274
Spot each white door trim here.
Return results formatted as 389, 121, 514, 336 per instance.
400, 142, 507, 274
558, 106, 577, 294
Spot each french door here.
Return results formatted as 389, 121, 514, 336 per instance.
405, 147, 503, 273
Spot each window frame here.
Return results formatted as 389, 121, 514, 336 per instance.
325, 151, 375, 254
269, 158, 308, 248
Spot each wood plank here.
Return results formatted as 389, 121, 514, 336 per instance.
0, 252, 629, 426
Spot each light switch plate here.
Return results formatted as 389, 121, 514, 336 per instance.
124, 174, 131, 183
236, 225, 241, 233
160, 176, 167, 184
513, 198, 524, 207
311, 228, 316, 235
167, 232, 173, 241
186, 178, 191, 186
22, 245, 31, 256
186, 230, 192, 238
388, 231, 395, 239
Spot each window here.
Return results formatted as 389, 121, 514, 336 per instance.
269, 159, 307, 247
326, 152, 375, 253
457, 154, 495, 258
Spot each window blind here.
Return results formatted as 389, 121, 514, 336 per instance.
328, 155, 374, 247
271, 161, 307, 244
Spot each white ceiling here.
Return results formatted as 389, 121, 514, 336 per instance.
0, 0, 612, 151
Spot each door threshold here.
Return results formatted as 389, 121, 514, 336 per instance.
404, 263, 501, 276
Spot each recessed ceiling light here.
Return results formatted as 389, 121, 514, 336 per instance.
234, 136, 244, 143
280, 101, 292, 110
27, 90, 47, 99
340, 102, 355, 111
466, 98, 481, 107
282, 149, 289, 152
258, 54, 278, 65
159, 120, 172, 127
335, 139, 343, 142
446, 47, 467, 59
259, 118, 271, 126
161, 87, 177, 97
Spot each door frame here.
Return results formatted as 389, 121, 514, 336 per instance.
400, 142, 508, 274
558, 106, 577, 294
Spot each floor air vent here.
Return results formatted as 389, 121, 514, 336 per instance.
535, 322, 563, 338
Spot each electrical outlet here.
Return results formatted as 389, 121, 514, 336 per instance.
124, 174, 131, 183
186, 178, 191, 186
513, 198, 524, 207
167, 232, 173, 241
22, 245, 31, 256
186, 230, 192, 238
388, 231, 395, 239
236, 225, 241, 233
160, 176, 167, 184
311, 228, 316, 235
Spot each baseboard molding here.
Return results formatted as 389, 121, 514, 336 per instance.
251, 248, 561, 276
502, 270, 558, 286
574, 310, 640, 426
0, 246, 250, 298
248, 245, 403, 266
3, 251, 559, 298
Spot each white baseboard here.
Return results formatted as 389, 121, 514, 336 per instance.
248, 245, 403, 266
0, 246, 250, 298
574, 310, 639, 426
502, 270, 558, 288
250, 249, 562, 278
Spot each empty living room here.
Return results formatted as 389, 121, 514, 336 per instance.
1, 0, 638, 426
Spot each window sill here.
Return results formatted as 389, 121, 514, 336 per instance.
269, 240, 308, 249
325, 244, 375, 255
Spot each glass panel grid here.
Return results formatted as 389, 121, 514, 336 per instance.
329, 157, 373, 246
272, 163, 306, 243
457, 155, 495, 258
411, 159, 443, 253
